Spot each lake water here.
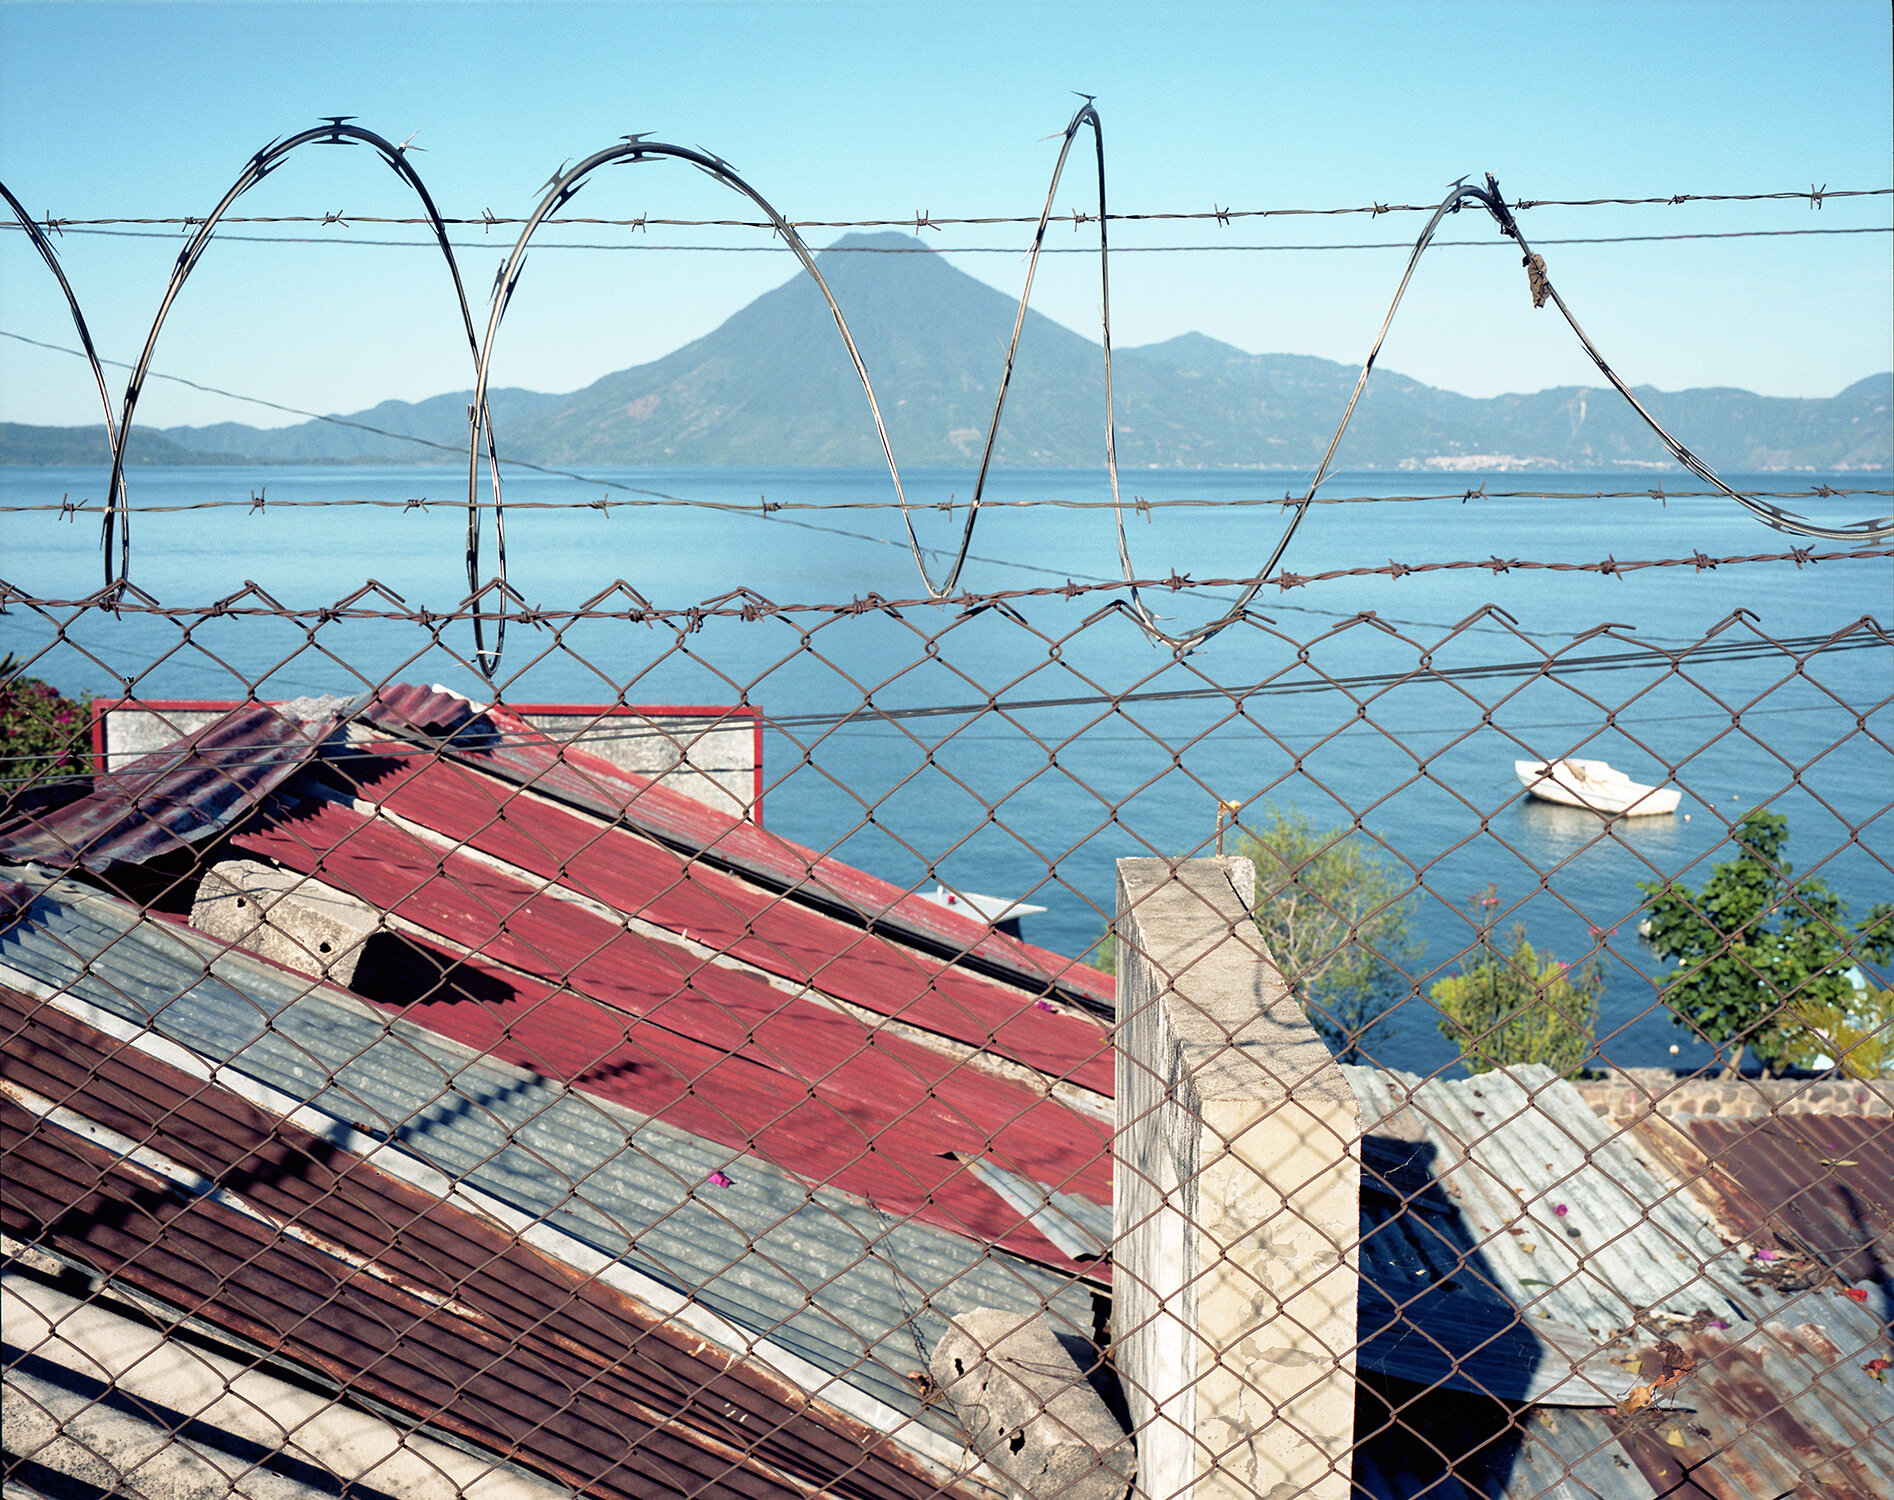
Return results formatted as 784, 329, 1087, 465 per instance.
5, 462, 1890, 1075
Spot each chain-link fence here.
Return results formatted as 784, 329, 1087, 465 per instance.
4, 88, 1892, 1497
3, 579, 1888, 1499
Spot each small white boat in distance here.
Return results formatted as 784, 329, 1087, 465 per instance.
919, 885, 1047, 938
1515, 758, 1681, 816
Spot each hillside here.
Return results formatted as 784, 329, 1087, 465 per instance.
6, 234, 1888, 471
0, 423, 254, 466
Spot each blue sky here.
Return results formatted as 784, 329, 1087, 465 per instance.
1, 0, 1888, 430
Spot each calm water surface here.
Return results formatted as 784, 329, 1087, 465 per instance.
6, 463, 1889, 1074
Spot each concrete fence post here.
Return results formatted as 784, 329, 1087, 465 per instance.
1112, 856, 1360, 1500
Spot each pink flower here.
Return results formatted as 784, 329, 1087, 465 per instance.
706, 1170, 732, 1188
1554, 1204, 1569, 1217
1035, 1000, 1057, 1014
1755, 1247, 1776, 1261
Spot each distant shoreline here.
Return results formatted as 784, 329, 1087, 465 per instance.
5, 451, 1891, 478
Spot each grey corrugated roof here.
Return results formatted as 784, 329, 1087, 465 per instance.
1344, 1063, 1894, 1500
1346, 1064, 1750, 1339
0, 872, 1094, 1450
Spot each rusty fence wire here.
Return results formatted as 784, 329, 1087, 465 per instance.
1, 580, 1889, 1500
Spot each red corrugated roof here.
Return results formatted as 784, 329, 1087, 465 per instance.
341, 744, 1113, 1093
235, 788, 1111, 1269
4, 682, 1118, 1270
360, 687, 1114, 1011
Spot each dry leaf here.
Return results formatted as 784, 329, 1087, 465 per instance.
1653, 1338, 1697, 1391
1619, 1383, 1653, 1415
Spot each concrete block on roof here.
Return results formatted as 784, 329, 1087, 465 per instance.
526, 711, 757, 819
190, 858, 379, 987
931, 1307, 1134, 1500
1113, 856, 1360, 1500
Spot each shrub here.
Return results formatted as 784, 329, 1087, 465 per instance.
1091, 808, 1423, 1063
1238, 809, 1421, 1064
0, 656, 93, 793
1432, 892, 1600, 1077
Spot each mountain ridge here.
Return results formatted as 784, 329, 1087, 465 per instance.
5, 233, 1888, 471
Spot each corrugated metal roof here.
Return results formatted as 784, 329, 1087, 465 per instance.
7, 678, 1108, 1008
13, 871, 1890, 1499
1344, 1063, 1748, 1411
1679, 1113, 1894, 1286
1607, 1317, 1894, 1500
1350, 1377, 1662, 1500
0, 871, 1097, 1463
1346, 1064, 1894, 1500
359, 686, 1114, 1011
1347, 1065, 1752, 1336
334, 746, 1114, 1092
2, 983, 962, 1500
228, 782, 1111, 1268
0, 699, 350, 871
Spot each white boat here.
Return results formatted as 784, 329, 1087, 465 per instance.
918, 885, 1047, 938
1515, 758, 1681, 816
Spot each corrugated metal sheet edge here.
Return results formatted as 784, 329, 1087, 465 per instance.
0, 701, 347, 872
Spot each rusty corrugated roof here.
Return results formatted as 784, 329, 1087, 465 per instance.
1606, 1317, 1892, 1500
2, 983, 963, 1500
0, 870, 1094, 1480
0, 699, 348, 871
1676, 1113, 1894, 1286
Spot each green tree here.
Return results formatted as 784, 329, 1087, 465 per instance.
1, 656, 93, 795
1638, 810, 1894, 1075
1088, 809, 1422, 1063
1431, 890, 1601, 1077
1238, 809, 1422, 1064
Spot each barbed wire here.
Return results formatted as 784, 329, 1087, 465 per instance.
6, 486, 1888, 516
8, 114, 1891, 677
13, 186, 1888, 230
8, 222, 1890, 253
2, 693, 1879, 770
4, 548, 1886, 627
